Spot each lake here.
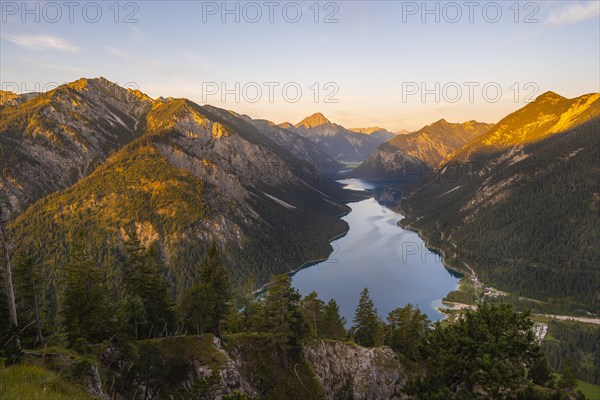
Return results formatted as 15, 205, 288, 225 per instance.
291, 178, 460, 325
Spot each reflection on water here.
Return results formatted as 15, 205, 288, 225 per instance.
291, 179, 460, 325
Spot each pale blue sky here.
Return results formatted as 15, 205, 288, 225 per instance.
1, 1, 599, 130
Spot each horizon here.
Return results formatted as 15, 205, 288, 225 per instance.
2, 76, 597, 133
2, 1, 599, 131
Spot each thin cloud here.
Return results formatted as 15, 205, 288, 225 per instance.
545, 1, 600, 27
128, 25, 146, 44
14, 55, 89, 74
3, 34, 80, 52
105, 46, 180, 75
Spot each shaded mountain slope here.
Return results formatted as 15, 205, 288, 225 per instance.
351, 119, 492, 180
400, 93, 600, 310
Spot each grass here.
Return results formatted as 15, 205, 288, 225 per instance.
0, 364, 94, 400
552, 373, 600, 400
138, 334, 228, 370
576, 379, 600, 400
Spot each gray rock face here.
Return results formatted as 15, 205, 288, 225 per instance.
237, 114, 342, 178
0, 77, 153, 218
7, 82, 350, 291
352, 119, 492, 180
99, 337, 405, 400
285, 113, 390, 162
303, 341, 403, 400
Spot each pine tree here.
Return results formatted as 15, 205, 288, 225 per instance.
405, 304, 553, 399
386, 304, 429, 361
14, 257, 45, 345
229, 275, 259, 333
263, 274, 305, 369
320, 299, 346, 340
0, 202, 18, 330
62, 233, 116, 343
558, 359, 578, 390
300, 291, 324, 337
180, 242, 231, 337
199, 242, 231, 337
352, 288, 382, 347
121, 232, 174, 339
180, 283, 215, 336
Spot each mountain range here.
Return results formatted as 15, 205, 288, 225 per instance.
280, 113, 396, 162
3, 79, 598, 312
1, 78, 363, 297
351, 119, 493, 180
400, 91, 600, 311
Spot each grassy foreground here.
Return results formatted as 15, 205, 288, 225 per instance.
0, 364, 93, 400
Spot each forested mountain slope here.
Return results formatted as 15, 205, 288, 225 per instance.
401, 92, 600, 311
0, 78, 153, 218
5, 81, 355, 304
352, 119, 492, 180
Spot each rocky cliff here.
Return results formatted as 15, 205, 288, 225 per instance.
0, 77, 153, 218
284, 113, 391, 162
351, 119, 492, 180
303, 340, 405, 400
94, 335, 405, 400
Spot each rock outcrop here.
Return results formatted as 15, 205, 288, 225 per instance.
98, 335, 405, 400
303, 340, 404, 400
351, 119, 492, 180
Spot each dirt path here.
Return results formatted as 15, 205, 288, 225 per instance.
534, 314, 600, 325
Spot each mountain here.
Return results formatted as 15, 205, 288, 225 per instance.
400, 92, 600, 311
351, 119, 492, 180
5, 78, 356, 299
0, 78, 153, 218
349, 126, 397, 142
287, 113, 391, 162
448, 91, 600, 162
219, 111, 342, 177
396, 129, 410, 135
0, 91, 23, 107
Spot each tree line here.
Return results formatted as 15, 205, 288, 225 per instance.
1, 229, 589, 399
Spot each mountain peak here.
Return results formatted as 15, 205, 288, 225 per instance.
278, 122, 294, 130
535, 91, 565, 102
295, 112, 331, 129
349, 127, 386, 135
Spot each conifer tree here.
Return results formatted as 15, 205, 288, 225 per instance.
121, 231, 174, 338
63, 233, 115, 343
180, 242, 231, 337
352, 287, 382, 347
263, 274, 305, 369
320, 299, 346, 340
14, 257, 45, 345
386, 304, 429, 361
300, 291, 324, 337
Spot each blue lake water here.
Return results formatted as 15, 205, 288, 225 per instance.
291, 179, 460, 325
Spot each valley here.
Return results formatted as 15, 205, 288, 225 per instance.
1, 79, 598, 399
2, 3, 599, 397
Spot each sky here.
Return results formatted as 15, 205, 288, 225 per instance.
1, 0, 599, 131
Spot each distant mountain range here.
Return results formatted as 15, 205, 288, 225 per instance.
3, 78, 598, 313
400, 91, 600, 311
280, 113, 397, 162
351, 119, 492, 180
1, 78, 360, 295
348, 127, 398, 142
